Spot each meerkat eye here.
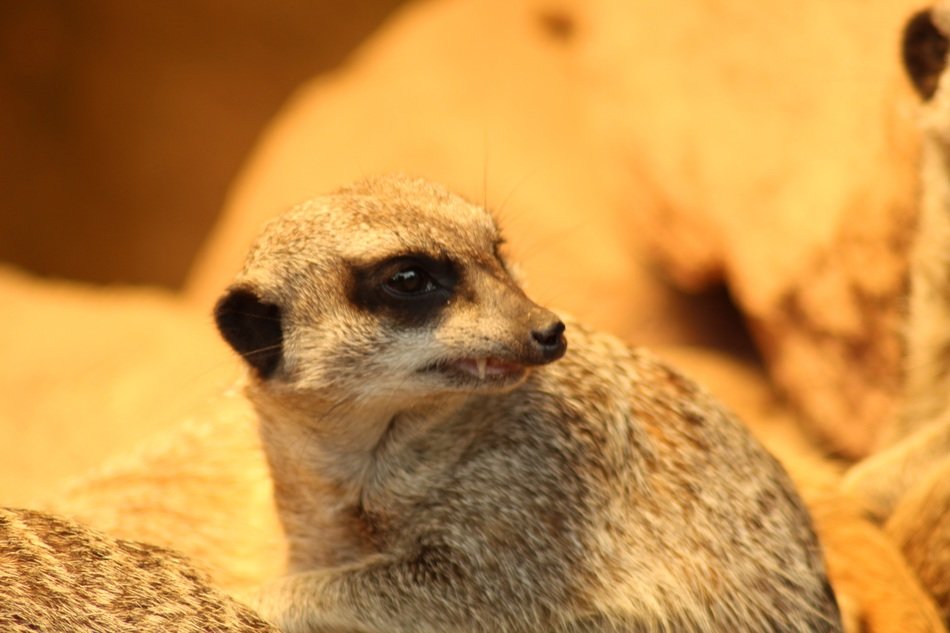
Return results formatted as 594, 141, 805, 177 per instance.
350, 254, 457, 324
384, 267, 438, 297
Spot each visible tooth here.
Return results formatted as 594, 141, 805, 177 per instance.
476, 358, 487, 379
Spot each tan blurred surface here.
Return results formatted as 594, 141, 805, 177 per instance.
0, 0, 405, 288
0, 265, 238, 506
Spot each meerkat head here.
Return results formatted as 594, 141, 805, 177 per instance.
214, 175, 566, 408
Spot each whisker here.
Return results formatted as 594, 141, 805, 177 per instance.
488, 170, 537, 229
513, 218, 595, 267
482, 129, 490, 214
240, 343, 284, 358
219, 311, 282, 322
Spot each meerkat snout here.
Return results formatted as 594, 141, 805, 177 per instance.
531, 318, 567, 358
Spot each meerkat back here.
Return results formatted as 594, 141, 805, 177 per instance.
0, 507, 276, 633
214, 175, 842, 632
492, 322, 842, 631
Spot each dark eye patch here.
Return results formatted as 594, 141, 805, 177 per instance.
348, 253, 459, 327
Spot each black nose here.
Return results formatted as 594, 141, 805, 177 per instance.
531, 319, 567, 362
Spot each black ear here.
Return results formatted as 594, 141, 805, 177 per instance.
214, 287, 284, 379
903, 9, 949, 100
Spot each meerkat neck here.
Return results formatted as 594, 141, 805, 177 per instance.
248, 382, 475, 569
896, 125, 950, 441
249, 382, 470, 486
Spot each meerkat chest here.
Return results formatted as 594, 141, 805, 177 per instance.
295, 506, 395, 571
268, 430, 464, 571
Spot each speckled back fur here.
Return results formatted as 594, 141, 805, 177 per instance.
0, 507, 275, 633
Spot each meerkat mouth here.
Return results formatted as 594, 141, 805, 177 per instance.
424, 357, 527, 381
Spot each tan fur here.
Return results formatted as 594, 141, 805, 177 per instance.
843, 411, 950, 521
217, 175, 841, 632
895, 1, 950, 445
652, 351, 946, 631
809, 490, 947, 633
0, 506, 275, 632
877, 4, 950, 610
841, 4, 950, 625
886, 456, 950, 624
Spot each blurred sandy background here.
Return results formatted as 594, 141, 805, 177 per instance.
3, 1, 950, 628
0, 0, 407, 288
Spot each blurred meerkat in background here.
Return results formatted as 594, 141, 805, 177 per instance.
843, 4, 950, 623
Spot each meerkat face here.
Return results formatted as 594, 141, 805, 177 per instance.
214, 176, 566, 406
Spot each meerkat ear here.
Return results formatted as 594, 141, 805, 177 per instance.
903, 8, 949, 100
214, 287, 284, 379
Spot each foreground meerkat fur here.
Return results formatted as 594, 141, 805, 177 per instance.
0, 507, 276, 633
214, 175, 842, 632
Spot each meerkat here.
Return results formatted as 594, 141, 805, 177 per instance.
213, 174, 842, 632
842, 5, 950, 624
0, 506, 276, 633
843, 4, 950, 521
886, 3, 950, 444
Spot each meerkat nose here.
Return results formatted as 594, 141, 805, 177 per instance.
531, 319, 567, 363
